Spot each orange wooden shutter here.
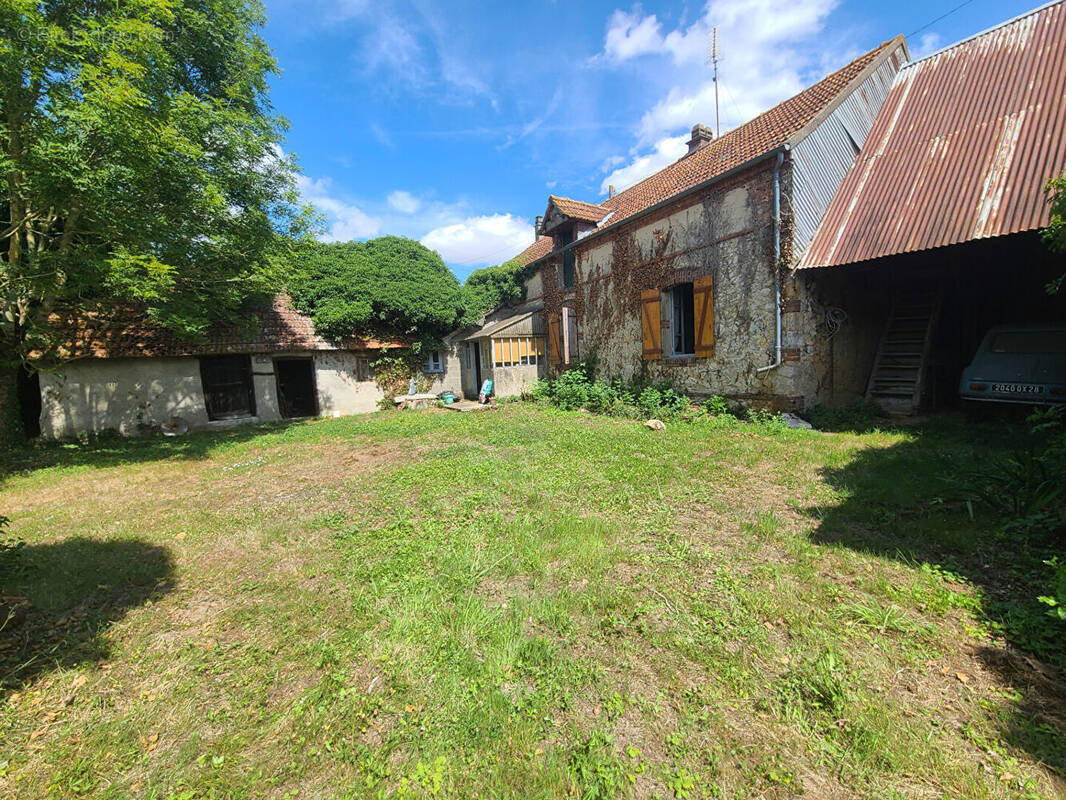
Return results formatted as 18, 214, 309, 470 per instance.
493, 339, 503, 366
693, 274, 715, 358
548, 314, 562, 366
640, 289, 662, 360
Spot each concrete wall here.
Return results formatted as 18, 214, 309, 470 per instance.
39, 350, 386, 439
424, 343, 464, 397
40, 357, 212, 439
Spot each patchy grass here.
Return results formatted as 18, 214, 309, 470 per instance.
0, 405, 1063, 799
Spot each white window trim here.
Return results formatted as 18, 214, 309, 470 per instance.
423, 350, 444, 373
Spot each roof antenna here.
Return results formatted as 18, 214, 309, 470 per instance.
707, 27, 720, 137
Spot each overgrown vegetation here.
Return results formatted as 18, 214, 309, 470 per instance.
1045, 170, 1066, 294
529, 360, 782, 428
1, 407, 1063, 797
460, 258, 527, 325
0, 0, 310, 369
958, 407, 1066, 629
287, 237, 462, 344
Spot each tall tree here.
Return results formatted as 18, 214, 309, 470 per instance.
461, 258, 526, 326
288, 237, 462, 346
0, 1, 307, 379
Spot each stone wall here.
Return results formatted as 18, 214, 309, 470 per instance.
527, 159, 832, 409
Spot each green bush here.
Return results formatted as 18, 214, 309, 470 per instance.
530, 362, 752, 425
288, 237, 462, 342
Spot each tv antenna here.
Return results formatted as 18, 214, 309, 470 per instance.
707, 27, 720, 137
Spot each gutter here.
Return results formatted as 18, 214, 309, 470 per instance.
528, 146, 788, 268
756, 147, 788, 374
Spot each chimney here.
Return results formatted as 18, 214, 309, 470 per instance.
608, 185, 615, 198
686, 124, 714, 155
535, 215, 543, 238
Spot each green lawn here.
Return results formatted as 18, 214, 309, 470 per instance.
0, 405, 1063, 799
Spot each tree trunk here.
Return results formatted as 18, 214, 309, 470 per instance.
0, 360, 20, 447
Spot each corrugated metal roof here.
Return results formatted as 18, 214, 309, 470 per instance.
801, 0, 1066, 269
463, 311, 543, 340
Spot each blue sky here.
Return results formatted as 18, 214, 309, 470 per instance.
263, 0, 1040, 280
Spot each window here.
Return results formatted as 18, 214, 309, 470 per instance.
493, 336, 544, 367
200, 355, 256, 420
423, 350, 444, 373
561, 249, 576, 289
557, 228, 576, 289
670, 283, 696, 356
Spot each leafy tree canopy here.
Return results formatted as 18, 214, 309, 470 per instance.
287, 237, 462, 344
460, 258, 526, 325
1, 0, 310, 367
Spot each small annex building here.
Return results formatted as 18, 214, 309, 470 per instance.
33, 295, 431, 439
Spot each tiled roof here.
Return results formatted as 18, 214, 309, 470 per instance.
509, 37, 902, 265
512, 236, 554, 265
801, 2, 1066, 268
548, 196, 611, 224
46, 295, 406, 360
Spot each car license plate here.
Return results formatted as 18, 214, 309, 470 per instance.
991, 383, 1043, 394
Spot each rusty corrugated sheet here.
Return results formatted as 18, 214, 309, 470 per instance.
800, 1, 1066, 269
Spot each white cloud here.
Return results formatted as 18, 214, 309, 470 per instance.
296, 175, 381, 242
421, 214, 534, 267
603, 10, 666, 61
600, 134, 687, 194
913, 32, 942, 59
596, 0, 843, 193
387, 190, 422, 214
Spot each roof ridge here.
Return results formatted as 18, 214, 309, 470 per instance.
601, 37, 900, 210
903, 0, 1063, 69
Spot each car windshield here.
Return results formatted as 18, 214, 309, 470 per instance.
989, 330, 1066, 354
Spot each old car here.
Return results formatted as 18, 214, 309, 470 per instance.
959, 325, 1066, 408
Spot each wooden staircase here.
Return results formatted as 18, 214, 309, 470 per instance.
866, 290, 941, 415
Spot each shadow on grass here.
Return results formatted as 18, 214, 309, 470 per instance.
0, 537, 175, 695
806, 417, 1066, 775
0, 418, 310, 484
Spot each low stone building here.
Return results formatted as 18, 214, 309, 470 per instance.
502, 37, 909, 410
452, 299, 548, 399
35, 295, 416, 439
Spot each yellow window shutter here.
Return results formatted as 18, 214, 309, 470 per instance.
693, 274, 715, 358
548, 314, 562, 366
493, 339, 503, 366
641, 289, 662, 360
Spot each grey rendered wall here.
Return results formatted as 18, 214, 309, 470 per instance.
39, 357, 212, 439
39, 351, 387, 439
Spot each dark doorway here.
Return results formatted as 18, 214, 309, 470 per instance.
468, 341, 482, 398
275, 358, 318, 419
200, 355, 256, 420
17, 366, 41, 438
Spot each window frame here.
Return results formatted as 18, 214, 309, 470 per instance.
669, 283, 696, 357
199, 354, 257, 421
493, 336, 544, 368
422, 349, 444, 373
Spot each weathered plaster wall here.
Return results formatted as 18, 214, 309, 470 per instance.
490, 363, 543, 398
40, 357, 211, 439
533, 161, 829, 408
423, 343, 464, 397
310, 352, 384, 416
39, 351, 387, 439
